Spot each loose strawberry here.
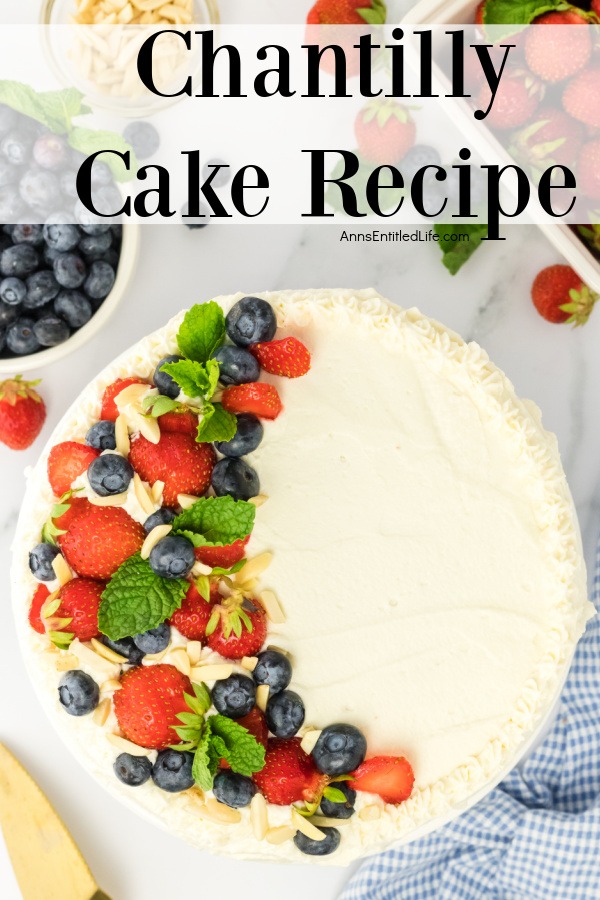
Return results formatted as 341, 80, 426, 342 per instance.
129, 431, 215, 507
222, 383, 282, 420
52, 578, 105, 642
593, 0, 600, 16
348, 755, 414, 804
355, 99, 416, 166
531, 264, 598, 325
113, 663, 193, 750
474, 0, 485, 25
578, 140, 600, 200
195, 536, 249, 569
250, 338, 311, 379
60, 505, 145, 580
307, 0, 385, 26
563, 68, 600, 128
305, 0, 386, 78
47, 442, 100, 497
477, 70, 542, 130
169, 581, 218, 640
0, 377, 46, 450
29, 584, 50, 635
205, 594, 267, 660
253, 738, 327, 806
511, 108, 584, 169
220, 706, 269, 770
525, 11, 590, 83
157, 409, 199, 436
100, 377, 147, 422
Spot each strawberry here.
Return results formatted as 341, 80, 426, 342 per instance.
52, 578, 105, 642
220, 707, 269, 769
129, 431, 216, 507
47, 442, 100, 497
113, 663, 193, 750
253, 738, 327, 806
169, 581, 218, 640
348, 755, 414, 804
221, 383, 282, 420
53, 496, 90, 534
531, 264, 598, 325
60, 505, 145, 580
355, 100, 416, 166
525, 11, 591, 83
100, 377, 147, 422
307, 0, 385, 26
305, 0, 386, 78
0, 377, 46, 450
578, 140, 600, 199
29, 584, 50, 635
157, 409, 199, 436
511, 108, 584, 168
593, 0, 600, 16
205, 594, 267, 660
474, 0, 485, 25
563, 68, 600, 128
477, 70, 542, 130
250, 338, 311, 379
195, 536, 249, 569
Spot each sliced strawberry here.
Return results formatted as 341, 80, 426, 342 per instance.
113, 664, 193, 750
60, 505, 145, 580
158, 409, 199, 436
47, 442, 100, 497
206, 597, 267, 660
100, 377, 147, 422
53, 578, 105, 642
348, 756, 415, 804
29, 584, 50, 635
169, 581, 218, 641
54, 496, 91, 534
129, 432, 216, 507
250, 338, 311, 379
253, 737, 327, 806
195, 537, 249, 569
221, 383, 282, 420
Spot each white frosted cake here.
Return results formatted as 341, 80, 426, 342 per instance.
12, 289, 594, 865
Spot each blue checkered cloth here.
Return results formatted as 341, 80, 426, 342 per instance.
341, 541, 600, 900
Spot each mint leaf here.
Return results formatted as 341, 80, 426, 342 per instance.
68, 127, 137, 182
323, 786, 349, 804
99, 553, 188, 640
192, 721, 219, 790
160, 358, 219, 400
142, 394, 181, 418
208, 714, 266, 776
0, 82, 91, 133
172, 496, 255, 548
483, 0, 561, 29
176, 302, 226, 363
433, 223, 488, 275
196, 403, 237, 444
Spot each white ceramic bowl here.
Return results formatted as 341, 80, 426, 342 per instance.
0, 222, 140, 375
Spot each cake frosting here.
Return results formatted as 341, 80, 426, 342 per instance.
11, 288, 594, 865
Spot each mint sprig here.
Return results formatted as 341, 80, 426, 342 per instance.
433, 223, 488, 275
190, 712, 266, 790
141, 395, 182, 418
482, 0, 566, 31
160, 358, 220, 400
177, 302, 226, 363
99, 553, 188, 640
0, 82, 91, 133
196, 403, 237, 444
172, 496, 255, 549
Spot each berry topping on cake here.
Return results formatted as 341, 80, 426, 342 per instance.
194, 536, 249, 569
85, 420, 117, 451
28, 584, 50, 634
212, 458, 260, 502
113, 663, 193, 750
265, 689, 306, 739
47, 441, 100, 497
294, 827, 341, 857
250, 337, 311, 378
58, 670, 99, 717
226, 296, 277, 347
101, 635, 145, 666
213, 771, 257, 808
88, 453, 134, 497
101, 377, 147, 421
215, 414, 263, 458
156, 409, 199, 435
129, 432, 216, 507
348, 756, 415, 804
319, 781, 356, 819
143, 508, 176, 533
49, 578, 104, 643
148, 534, 196, 580
253, 738, 327, 806
221, 383, 283, 420
59, 505, 145, 580
169, 581, 218, 640
154, 354, 185, 398
151, 750, 195, 792
236, 706, 269, 750
253, 649, 292, 695
206, 595, 267, 660
214, 345, 261, 385
211, 673, 256, 719
133, 621, 171, 654
28, 542, 60, 582
114, 753, 153, 787
312, 724, 367, 776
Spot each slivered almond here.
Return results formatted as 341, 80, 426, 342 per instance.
250, 793, 268, 840
236, 552, 272, 586
52, 554, 73, 587
142, 645, 170, 663
241, 656, 258, 671
134, 473, 156, 515
71, 639, 119, 677
169, 647, 191, 676
115, 414, 130, 456
191, 561, 212, 577
178, 493, 199, 509
266, 825, 295, 845
291, 808, 326, 841
101, 678, 122, 692
186, 641, 202, 666
115, 382, 150, 409
93, 698, 111, 726
106, 733, 153, 756
267, 644, 290, 658
256, 684, 269, 712
359, 805, 382, 821
190, 664, 233, 682
259, 590, 286, 624
300, 729, 322, 755
88, 492, 128, 507
309, 816, 350, 828
249, 494, 268, 508
240, 578, 259, 593
151, 480, 165, 503
90, 637, 128, 664
131, 411, 160, 444
55, 653, 79, 672
197, 799, 241, 825
141, 523, 172, 560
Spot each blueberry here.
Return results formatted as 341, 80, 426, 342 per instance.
0, 158, 16, 189
212, 674, 256, 719
213, 771, 257, 808
43, 222, 81, 252
211, 457, 260, 501
89, 161, 114, 188
133, 622, 171, 654
58, 670, 99, 716
154, 354, 183, 399
0, 185, 26, 220
149, 534, 195, 579
86, 420, 116, 451
113, 753, 152, 787
202, 158, 231, 188
88, 453, 134, 496
225, 297, 276, 347
123, 121, 160, 160
294, 827, 341, 856
253, 650, 292, 694
2, 130, 31, 166
54, 290, 92, 328
0, 105, 17, 135
84, 261, 115, 300
319, 781, 356, 819
59, 169, 79, 200
265, 690, 305, 738
43, 245, 62, 267
215, 414, 263, 458
29, 543, 60, 581
79, 230, 112, 257
79, 222, 112, 237
214, 345, 260, 386
0, 277, 25, 307
311, 724, 367, 776
181, 201, 209, 228
6, 318, 39, 354
143, 507, 176, 533
33, 315, 70, 347
25, 270, 60, 309
0, 300, 19, 328
400, 144, 442, 182
33, 133, 69, 171
54, 253, 87, 289
19, 168, 61, 212
152, 750, 194, 793
1, 244, 39, 278
100, 635, 145, 665
12, 224, 44, 245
